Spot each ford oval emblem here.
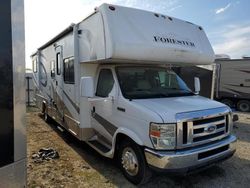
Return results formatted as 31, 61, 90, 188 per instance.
205, 125, 216, 133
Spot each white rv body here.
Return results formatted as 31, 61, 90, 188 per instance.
31, 4, 236, 184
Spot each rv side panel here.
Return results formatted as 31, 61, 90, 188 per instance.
78, 12, 106, 63
216, 59, 250, 99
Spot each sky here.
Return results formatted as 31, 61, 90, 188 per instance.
24, 0, 250, 68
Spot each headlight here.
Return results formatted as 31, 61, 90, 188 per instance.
149, 123, 176, 150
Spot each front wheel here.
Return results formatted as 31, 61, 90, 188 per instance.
118, 139, 151, 185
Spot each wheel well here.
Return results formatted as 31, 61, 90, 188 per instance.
42, 101, 46, 113
114, 133, 141, 159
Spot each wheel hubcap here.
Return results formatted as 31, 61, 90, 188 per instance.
121, 147, 139, 176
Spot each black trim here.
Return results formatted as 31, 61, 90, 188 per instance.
117, 107, 126, 112
91, 112, 117, 135
225, 84, 250, 88
239, 70, 250, 74
0, 1, 14, 167
224, 87, 250, 97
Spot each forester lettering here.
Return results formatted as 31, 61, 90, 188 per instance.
153, 36, 195, 47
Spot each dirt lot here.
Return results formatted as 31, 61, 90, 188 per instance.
27, 107, 250, 188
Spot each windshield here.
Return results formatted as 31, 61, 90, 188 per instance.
116, 66, 194, 99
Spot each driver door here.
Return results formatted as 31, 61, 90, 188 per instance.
90, 69, 117, 142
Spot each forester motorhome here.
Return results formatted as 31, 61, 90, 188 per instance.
31, 4, 236, 184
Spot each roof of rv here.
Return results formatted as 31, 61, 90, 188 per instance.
37, 24, 74, 51
33, 4, 215, 65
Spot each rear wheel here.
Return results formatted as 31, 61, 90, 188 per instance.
237, 100, 250, 112
221, 98, 234, 108
42, 104, 51, 123
118, 139, 151, 185
44, 111, 50, 122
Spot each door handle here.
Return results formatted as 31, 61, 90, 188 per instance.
56, 80, 58, 86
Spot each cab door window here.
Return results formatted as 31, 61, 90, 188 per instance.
96, 69, 114, 97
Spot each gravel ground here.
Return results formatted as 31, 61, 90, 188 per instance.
27, 107, 250, 188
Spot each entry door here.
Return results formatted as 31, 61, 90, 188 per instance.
90, 69, 117, 141
55, 47, 64, 122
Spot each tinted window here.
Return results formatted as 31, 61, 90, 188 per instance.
116, 67, 193, 99
63, 57, 74, 84
96, 69, 114, 97
56, 52, 61, 75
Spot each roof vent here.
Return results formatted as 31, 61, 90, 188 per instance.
154, 13, 159, 17
109, 6, 115, 11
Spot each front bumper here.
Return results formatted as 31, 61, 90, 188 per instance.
145, 135, 236, 173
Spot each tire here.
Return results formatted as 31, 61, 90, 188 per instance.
118, 139, 152, 185
43, 105, 51, 123
44, 111, 51, 123
221, 99, 234, 108
237, 100, 250, 112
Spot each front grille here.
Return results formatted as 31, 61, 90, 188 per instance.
177, 112, 231, 148
193, 131, 225, 142
192, 115, 227, 144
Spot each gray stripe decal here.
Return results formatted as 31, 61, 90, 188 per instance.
62, 90, 80, 114
92, 112, 117, 136
239, 70, 250, 74
226, 84, 250, 88
224, 87, 250, 96
51, 82, 80, 114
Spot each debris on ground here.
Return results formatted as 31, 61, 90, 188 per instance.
32, 148, 59, 163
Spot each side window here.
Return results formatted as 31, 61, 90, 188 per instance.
56, 52, 61, 75
63, 57, 74, 84
50, 60, 55, 78
96, 69, 114, 97
32, 59, 37, 73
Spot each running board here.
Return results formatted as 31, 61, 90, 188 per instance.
88, 140, 110, 153
87, 140, 113, 158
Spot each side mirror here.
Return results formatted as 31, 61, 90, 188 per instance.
80, 77, 94, 97
194, 77, 200, 95
233, 114, 239, 122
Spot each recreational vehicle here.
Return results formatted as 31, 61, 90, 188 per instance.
215, 57, 250, 112
31, 4, 236, 184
